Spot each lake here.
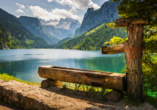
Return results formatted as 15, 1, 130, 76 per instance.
0, 49, 125, 83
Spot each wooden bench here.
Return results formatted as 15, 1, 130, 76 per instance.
38, 66, 126, 91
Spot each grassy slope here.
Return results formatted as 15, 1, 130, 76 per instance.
55, 23, 127, 50
0, 73, 40, 86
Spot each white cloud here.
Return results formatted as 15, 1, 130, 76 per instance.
55, 0, 100, 10
16, 9, 24, 13
29, 6, 80, 21
70, 6, 77, 13
47, 0, 54, 2
16, 3, 25, 9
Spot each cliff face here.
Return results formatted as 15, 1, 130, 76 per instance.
83, 8, 94, 21
74, 0, 119, 37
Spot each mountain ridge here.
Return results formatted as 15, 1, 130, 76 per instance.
39, 18, 81, 40
0, 8, 48, 49
18, 16, 59, 45
74, 0, 119, 37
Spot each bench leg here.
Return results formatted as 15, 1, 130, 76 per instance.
41, 79, 62, 88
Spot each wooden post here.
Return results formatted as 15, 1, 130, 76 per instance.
41, 79, 62, 88
102, 17, 149, 102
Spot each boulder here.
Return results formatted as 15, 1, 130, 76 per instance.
106, 90, 122, 102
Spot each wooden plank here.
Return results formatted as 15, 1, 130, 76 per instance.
115, 17, 149, 27
102, 43, 125, 54
38, 66, 126, 91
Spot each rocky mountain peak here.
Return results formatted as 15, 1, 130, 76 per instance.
87, 7, 94, 12
74, 0, 119, 37
83, 7, 94, 20
56, 18, 80, 30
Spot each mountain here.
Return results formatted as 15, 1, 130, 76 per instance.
74, 0, 119, 37
18, 16, 59, 44
43, 25, 72, 40
0, 8, 48, 49
54, 23, 127, 50
56, 18, 80, 31
39, 18, 81, 40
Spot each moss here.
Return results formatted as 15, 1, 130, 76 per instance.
0, 73, 40, 86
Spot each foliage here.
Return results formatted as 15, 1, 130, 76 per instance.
104, 36, 128, 46
143, 26, 157, 52
142, 25, 157, 100
57, 37, 72, 45
0, 73, 40, 86
106, 23, 116, 29
0, 24, 7, 49
112, 0, 157, 23
64, 82, 112, 100
142, 52, 157, 97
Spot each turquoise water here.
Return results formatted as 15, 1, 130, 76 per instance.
0, 49, 125, 83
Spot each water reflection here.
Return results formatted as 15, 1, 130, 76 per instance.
0, 49, 125, 83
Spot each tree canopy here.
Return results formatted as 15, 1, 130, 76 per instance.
113, 0, 157, 25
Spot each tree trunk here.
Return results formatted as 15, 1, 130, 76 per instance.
124, 24, 144, 102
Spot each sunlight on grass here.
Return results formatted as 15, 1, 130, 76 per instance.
0, 73, 40, 86
85, 23, 105, 36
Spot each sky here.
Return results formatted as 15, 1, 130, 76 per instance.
0, 0, 109, 23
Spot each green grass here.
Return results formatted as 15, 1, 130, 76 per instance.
0, 73, 40, 86
62, 83, 113, 100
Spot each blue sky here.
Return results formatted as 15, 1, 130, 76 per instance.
0, 0, 109, 23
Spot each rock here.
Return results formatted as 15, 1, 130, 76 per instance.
106, 90, 122, 102
0, 80, 156, 110
84, 8, 94, 20
0, 79, 6, 83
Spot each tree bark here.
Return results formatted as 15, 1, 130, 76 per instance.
124, 24, 144, 102
102, 23, 144, 102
